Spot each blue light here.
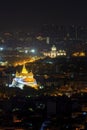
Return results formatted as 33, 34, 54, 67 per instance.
83, 112, 87, 115
0, 47, 3, 51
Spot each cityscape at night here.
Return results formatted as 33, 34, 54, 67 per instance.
0, 0, 87, 130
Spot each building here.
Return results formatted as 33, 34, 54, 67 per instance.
10, 64, 38, 89
43, 45, 66, 58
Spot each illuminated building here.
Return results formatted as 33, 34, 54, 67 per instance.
0, 61, 8, 66
10, 64, 38, 89
43, 45, 66, 58
72, 52, 86, 57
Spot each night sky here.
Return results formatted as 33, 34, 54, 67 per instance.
0, 0, 87, 30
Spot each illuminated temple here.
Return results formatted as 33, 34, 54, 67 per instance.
10, 64, 38, 89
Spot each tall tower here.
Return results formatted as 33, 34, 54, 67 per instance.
46, 37, 50, 44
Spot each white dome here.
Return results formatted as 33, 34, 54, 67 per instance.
51, 45, 57, 51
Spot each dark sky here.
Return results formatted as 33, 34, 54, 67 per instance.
0, 0, 87, 30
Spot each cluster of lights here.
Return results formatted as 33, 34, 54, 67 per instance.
57, 50, 66, 56
24, 49, 36, 54
0, 61, 8, 66
72, 52, 85, 57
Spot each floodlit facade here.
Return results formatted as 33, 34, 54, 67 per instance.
10, 64, 38, 89
43, 45, 66, 58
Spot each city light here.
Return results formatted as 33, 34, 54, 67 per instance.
25, 50, 28, 53
0, 47, 3, 51
30, 49, 35, 53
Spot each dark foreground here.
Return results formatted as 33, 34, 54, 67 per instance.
0, 93, 87, 130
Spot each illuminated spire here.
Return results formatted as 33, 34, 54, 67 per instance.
22, 64, 28, 74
